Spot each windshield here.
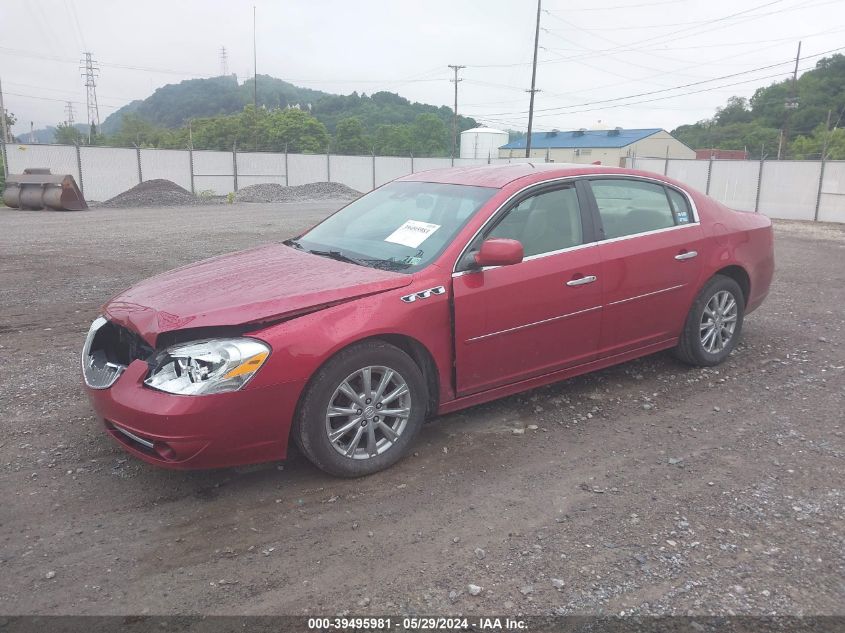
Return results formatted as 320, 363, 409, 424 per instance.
289, 181, 497, 273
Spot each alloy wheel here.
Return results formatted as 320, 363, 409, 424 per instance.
700, 290, 738, 353
325, 366, 411, 460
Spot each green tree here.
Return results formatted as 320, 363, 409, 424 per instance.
373, 124, 412, 155
333, 117, 370, 155
410, 113, 449, 156
55, 122, 83, 145
791, 123, 845, 160
262, 107, 329, 153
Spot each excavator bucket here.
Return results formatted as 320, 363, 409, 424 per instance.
3, 168, 88, 211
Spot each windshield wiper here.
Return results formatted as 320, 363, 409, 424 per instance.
307, 249, 364, 266
283, 238, 304, 249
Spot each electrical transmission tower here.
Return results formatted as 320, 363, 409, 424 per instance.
80, 52, 100, 143
64, 101, 76, 126
220, 46, 229, 76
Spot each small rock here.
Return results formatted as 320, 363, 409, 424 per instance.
527, 424, 539, 431
45, 571, 56, 580
474, 547, 486, 560
666, 539, 677, 547
357, 597, 371, 607
551, 578, 565, 590
713, 406, 721, 412
453, 537, 460, 543
520, 585, 533, 595
467, 584, 483, 596
668, 457, 683, 465
448, 590, 458, 600
512, 428, 525, 436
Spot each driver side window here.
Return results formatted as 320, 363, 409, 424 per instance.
487, 185, 584, 258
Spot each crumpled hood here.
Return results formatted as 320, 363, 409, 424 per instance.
103, 243, 412, 345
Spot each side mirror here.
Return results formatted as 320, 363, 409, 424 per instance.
474, 238, 524, 268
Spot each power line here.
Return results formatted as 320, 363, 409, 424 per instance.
473, 45, 845, 118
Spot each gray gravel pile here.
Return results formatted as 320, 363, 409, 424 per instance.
100, 179, 215, 208
235, 181, 361, 203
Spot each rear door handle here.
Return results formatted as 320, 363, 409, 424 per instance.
675, 250, 698, 261
566, 275, 597, 287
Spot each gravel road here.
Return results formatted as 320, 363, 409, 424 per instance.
0, 203, 842, 617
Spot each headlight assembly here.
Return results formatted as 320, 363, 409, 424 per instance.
144, 338, 270, 396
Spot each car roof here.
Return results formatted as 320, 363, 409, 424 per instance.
396, 162, 641, 189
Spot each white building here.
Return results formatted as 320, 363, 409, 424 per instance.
460, 127, 509, 160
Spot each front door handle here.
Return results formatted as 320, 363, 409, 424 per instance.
566, 275, 597, 287
675, 250, 698, 261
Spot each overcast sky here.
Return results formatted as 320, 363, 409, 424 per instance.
1, 0, 843, 136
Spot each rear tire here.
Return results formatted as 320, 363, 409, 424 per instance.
294, 340, 427, 477
674, 274, 745, 367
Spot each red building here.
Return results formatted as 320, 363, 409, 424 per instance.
695, 148, 749, 160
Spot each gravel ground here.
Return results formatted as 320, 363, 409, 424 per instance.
234, 181, 361, 203
0, 204, 843, 617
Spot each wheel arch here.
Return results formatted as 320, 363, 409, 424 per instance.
713, 264, 750, 306
291, 333, 441, 436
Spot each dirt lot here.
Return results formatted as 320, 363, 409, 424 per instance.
0, 203, 843, 616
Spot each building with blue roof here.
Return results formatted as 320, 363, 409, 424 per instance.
498, 127, 695, 165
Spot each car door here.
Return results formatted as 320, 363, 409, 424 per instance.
452, 181, 603, 396
586, 177, 704, 357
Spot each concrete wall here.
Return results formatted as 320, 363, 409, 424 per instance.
626, 155, 844, 223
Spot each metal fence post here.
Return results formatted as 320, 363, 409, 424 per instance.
75, 142, 84, 195
754, 157, 765, 213
284, 144, 289, 187
188, 145, 195, 194
0, 130, 8, 179
326, 143, 331, 182
450, 152, 454, 168
372, 146, 376, 191
135, 144, 143, 184
410, 149, 414, 173
705, 157, 713, 195
814, 157, 827, 222
663, 147, 669, 175
232, 142, 238, 192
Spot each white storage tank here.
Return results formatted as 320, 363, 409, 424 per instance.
460, 127, 509, 160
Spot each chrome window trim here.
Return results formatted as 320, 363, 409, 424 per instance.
450, 173, 700, 275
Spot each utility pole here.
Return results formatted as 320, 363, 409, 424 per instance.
448, 64, 465, 159
80, 52, 100, 143
525, 0, 542, 158
253, 5, 258, 151
777, 41, 801, 160
0, 77, 9, 177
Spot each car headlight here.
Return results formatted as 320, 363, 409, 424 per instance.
144, 338, 270, 396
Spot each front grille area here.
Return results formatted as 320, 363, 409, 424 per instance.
82, 317, 154, 389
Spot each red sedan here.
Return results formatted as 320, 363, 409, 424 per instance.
82, 164, 774, 476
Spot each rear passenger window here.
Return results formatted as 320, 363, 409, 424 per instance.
590, 179, 676, 239
666, 188, 693, 224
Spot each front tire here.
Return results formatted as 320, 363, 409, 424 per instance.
675, 274, 745, 367
294, 341, 427, 477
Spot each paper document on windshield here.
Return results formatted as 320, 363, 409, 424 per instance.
384, 220, 441, 249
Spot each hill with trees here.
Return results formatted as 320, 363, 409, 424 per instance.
671, 53, 845, 159
83, 74, 477, 157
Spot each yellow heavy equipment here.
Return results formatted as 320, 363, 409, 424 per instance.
3, 168, 88, 211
